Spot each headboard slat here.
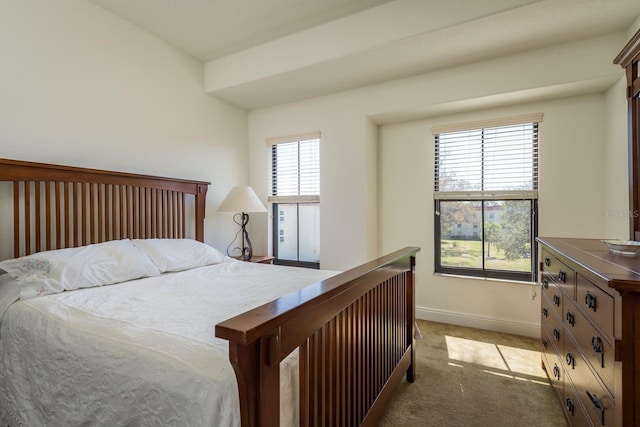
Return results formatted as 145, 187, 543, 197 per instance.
73, 183, 77, 246
45, 182, 52, 251
89, 183, 95, 244
111, 185, 117, 240
170, 191, 176, 238
162, 190, 168, 238
13, 182, 19, 258
81, 183, 87, 246
155, 189, 161, 238
55, 182, 61, 250
133, 188, 138, 237
35, 182, 41, 253
140, 188, 145, 238
145, 188, 151, 238
64, 182, 70, 249
181, 192, 186, 238
119, 185, 124, 240
24, 182, 31, 255
1, 158, 209, 259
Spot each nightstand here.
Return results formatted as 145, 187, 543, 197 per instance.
247, 255, 275, 264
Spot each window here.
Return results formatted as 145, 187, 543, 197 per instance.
433, 114, 541, 282
268, 133, 320, 268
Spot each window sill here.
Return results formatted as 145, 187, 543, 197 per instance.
432, 272, 536, 286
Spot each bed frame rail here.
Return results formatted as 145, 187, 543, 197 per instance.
216, 246, 420, 427
0, 158, 209, 258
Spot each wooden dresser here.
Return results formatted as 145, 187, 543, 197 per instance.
537, 237, 640, 426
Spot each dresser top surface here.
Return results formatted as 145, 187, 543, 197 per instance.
537, 237, 640, 292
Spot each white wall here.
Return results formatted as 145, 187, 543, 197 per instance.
603, 77, 630, 239
249, 31, 629, 336
0, 0, 248, 258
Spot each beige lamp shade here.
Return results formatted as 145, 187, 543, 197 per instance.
217, 186, 267, 213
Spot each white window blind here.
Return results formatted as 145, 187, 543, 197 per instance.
269, 138, 320, 203
434, 116, 540, 200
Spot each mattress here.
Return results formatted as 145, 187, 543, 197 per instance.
0, 259, 336, 426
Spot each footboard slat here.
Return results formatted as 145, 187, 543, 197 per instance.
216, 247, 419, 427
300, 274, 410, 426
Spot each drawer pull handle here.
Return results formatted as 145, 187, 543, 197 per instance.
591, 336, 605, 368
541, 338, 548, 350
542, 279, 549, 289
565, 396, 575, 415
553, 294, 560, 307
558, 270, 567, 283
586, 391, 605, 426
545, 257, 551, 267
565, 311, 575, 326
553, 364, 561, 380
542, 307, 548, 318
565, 352, 575, 369
585, 292, 597, 312
553, 328, 560, 342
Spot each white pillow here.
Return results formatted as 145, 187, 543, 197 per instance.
132, 238, 230, 273
0, 239, 160, 300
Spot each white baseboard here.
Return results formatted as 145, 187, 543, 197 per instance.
416, 306, 540, 338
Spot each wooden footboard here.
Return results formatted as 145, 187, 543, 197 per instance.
215, 247, 420, 426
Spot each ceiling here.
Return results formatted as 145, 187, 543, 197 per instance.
89, 0, 395, 61
89, 0, 640, 110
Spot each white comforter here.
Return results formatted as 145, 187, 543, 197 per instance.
0, 260, 336, 426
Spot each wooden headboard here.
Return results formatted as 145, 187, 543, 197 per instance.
0, 158, 209, 258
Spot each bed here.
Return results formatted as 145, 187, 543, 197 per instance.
0, 158, 420, 426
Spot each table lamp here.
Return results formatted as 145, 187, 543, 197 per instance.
218, 186, 267, 260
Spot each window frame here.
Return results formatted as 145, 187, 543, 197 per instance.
271, 202, 320, 269
268, 133, 320, 268
433, 116, 540, 283
434, 198, 538, 282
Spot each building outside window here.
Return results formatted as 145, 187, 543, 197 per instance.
268, 132, 320, 268
433, 114, 541, 282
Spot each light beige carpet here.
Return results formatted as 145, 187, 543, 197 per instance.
379, 320, 567, 426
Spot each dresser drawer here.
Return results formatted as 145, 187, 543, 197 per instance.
542, 249, 575, 297
565, 375, 595, 427
542, 294, 564, 351
541, 334, 564, 402
565, 335, 615, 426
576, 273, 614, 339
566, 298, 615, 395
541, 276, 563, 320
